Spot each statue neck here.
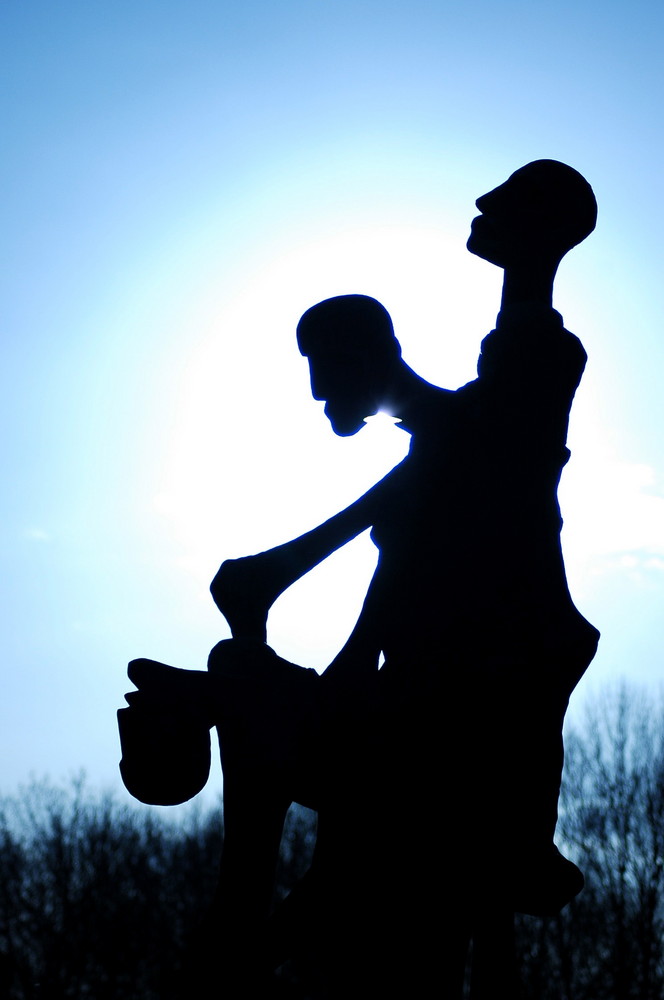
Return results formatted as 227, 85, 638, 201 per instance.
500, 258, 559, 312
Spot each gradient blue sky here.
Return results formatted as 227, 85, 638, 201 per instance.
3, 0, 664, 803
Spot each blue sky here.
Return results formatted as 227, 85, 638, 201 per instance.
3, 0, 664, 802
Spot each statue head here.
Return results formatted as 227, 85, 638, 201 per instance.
297, 295, 401, 436
467, 159, 597, 268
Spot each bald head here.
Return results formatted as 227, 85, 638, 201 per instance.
297, 294, 400, 360
468, 159, 597, 267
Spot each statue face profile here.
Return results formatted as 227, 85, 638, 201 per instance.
306, 346, 381, 437
467, 159, 597, 268
297, 295, 401, 437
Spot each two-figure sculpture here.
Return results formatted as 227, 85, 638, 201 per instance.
118, 159, 599, 997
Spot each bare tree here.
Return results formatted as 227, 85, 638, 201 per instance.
516, 684, 664, 1000
0, 777, 315, 999
2, 688, 663, 998
0, 776, 225, 998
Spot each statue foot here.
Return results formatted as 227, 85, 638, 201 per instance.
127, 658, 219, 724
118, 659, 213, 806
118, 703, 211, 806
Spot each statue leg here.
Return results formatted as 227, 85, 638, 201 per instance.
119, 645, 322, 986
193, 766, 291, 994
201, 641, 321, 980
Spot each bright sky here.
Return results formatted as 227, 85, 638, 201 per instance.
3, 0, 664, 803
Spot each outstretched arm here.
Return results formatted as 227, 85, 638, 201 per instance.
211, 458, 408, 641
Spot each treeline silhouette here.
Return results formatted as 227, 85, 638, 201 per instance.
517, 685, 664, 1000
1, 685, 662, 999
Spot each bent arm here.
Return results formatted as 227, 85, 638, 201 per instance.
211, 458, 408, 641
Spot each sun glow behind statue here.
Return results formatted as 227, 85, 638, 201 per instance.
134, 211, 664, 682
148, 223, 497, 666
5, 0, 664, 796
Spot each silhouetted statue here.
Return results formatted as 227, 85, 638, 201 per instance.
119, 160, 599, 997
